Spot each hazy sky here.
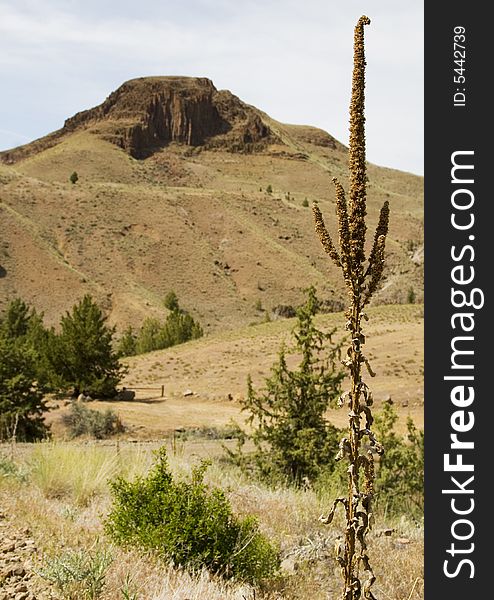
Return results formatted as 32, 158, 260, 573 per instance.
0, 0, 423, 175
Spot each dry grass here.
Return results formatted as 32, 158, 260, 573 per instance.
0, 440, 423, 599
0, 117, 422, 333
44, 304, 423, 441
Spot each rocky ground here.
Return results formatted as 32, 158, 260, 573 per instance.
0, 511, 55, 600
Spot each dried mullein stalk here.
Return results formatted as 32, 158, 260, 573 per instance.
314, 15, 390, 600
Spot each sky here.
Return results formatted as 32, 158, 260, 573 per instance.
0, 0, 423, 175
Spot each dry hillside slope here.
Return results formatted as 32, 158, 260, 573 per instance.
0, 76, 423, 334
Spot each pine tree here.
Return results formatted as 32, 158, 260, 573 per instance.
163, 290, 180, 312
0, 298, 55, 390
117, 325, 137, 357
0, 298, 31, 339
0, 336, 49, 441
52, 295, 126, 398
238, 287, 344, 486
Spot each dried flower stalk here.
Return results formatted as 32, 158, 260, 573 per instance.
313, 15, 390, 600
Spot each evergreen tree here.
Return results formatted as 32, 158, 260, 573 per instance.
134, 296, 203, 355
117, 325, 137, 357
52, 295, 126, 398
0, 298, 32, 339
0, 336, 49, 441
0, 298, 54, 389
135, 317, 163, 354
162, 310, 203, 346
163, 290, 180, 312
238, 287, 345, 486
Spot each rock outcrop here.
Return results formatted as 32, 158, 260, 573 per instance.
1, 76, 278, 162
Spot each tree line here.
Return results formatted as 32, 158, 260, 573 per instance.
0, 292, 203, 441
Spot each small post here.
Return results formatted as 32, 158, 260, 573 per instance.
161, 385, 165, 397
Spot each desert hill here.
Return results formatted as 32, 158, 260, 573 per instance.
0, 76, 423, 334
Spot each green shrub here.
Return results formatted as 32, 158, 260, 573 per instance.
374, 402, 424, 516
37, 547, 112, 600
163, 290, 180, 312
69, 171, 79, 185
0, 454, 27, 481
105, 448, 279, 582
302, 198, 309, 207
62, 402, 124, 439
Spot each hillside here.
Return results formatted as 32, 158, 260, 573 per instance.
0, 76, 423, 334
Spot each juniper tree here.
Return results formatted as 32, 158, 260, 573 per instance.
0, 336, 49, 441
313, 16, 389, 600
239, 287, 345, 486
51, 295, 126, 398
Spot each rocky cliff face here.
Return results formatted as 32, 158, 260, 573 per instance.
1, 77, 278, 162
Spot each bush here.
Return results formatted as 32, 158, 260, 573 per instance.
38, 547, 112, 600
63, 402, 124, 439
69, 171, 79, 185
0, 454, 27, 481
163, 290, 180, 312
374, 402, 424, 516
105, 448, 279, 583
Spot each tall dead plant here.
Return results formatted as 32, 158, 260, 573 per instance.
313, 15, 389, 600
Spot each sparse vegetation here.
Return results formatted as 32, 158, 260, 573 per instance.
69, 171, 79, 185
0, 55, 423, 600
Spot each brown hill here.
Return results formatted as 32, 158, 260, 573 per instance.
0, 76, 423, 334
1, 77, 279, 162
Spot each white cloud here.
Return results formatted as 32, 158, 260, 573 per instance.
0, 0, 423, 174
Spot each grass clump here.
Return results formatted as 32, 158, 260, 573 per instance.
62, 401, 124, 439
29, 444, 119, 505
105, 447, 279, 583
